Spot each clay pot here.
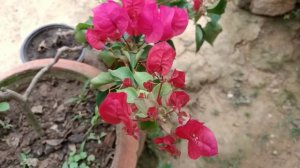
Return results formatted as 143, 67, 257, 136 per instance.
0, 59, 140, 168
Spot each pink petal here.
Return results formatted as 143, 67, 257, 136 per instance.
159, 5, 175, 41
138, 3, 163, 43
146, 42, 176, 76
86, 29, 106, 50
176, 119, 218, 159
93, 1, 129, 39
172, 7, 189, 36
188, 125, 218, 159
122, 0, 144, 36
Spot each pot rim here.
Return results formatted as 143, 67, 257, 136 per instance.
0, 58, 140, 168
20, 24, 85, 63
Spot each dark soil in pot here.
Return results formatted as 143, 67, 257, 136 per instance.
23, 25, 83, 62
0, 77, 115, 168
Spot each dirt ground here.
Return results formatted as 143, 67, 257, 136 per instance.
1, 1, 300, 168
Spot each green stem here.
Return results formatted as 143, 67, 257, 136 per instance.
156, 80, 164, 102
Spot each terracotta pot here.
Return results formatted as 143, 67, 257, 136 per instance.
0, 58, 140, 168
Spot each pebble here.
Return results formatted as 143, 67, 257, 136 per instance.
31, 105, 43, 114
272, 150, 278, 156
227, 92, 234, 99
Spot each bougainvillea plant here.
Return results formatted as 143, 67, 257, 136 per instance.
75, 0, 226, 160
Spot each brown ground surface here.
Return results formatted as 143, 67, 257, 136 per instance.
1, 1, 300, 168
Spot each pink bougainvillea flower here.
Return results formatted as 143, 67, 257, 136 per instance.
122, 0, 146, 36
99, 92, 130, 124
159, 6, 189, 41
169, 69, 186, 88
129, 103, 138, 113
122, 78, 133, 88
138, 3, 188, 43
168, 91, 190, 110
175, 119, 218, 159
194, 0, 203, 11
143, 80, 154, 92
138, 2, 164, 43
93, 1, 129, 40
155, 135, 181, 156
178, 111, 190, 124
86, 29, 107, 50
123, 119, 140, 139
146, 42, 176, 76
99, 92, 139, 138
147, 106, 159, 119
138, 93, 146, 98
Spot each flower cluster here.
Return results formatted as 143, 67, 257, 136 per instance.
87, 0, 188, 49
79, 0, 226, 161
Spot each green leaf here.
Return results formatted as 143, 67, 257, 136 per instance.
90, 72, 115, 88
134, 99, 147, 114
75, 17, 94, 44
109, 67, 133, 81
133, 72, 153, 89
111, 42, 124, 50
80, 152, 87, 159
70, 162, 79, 168
75, 29, 87, 44
87, 155, 96, 162
117, 87, 138, 103
203, 21, 222, 45
158, 162, 173, 168
207, 13, 221, 22
76, 17, 93, 30
153, 83, 173, 99
139, 121, 160, 133
74, 154, 82, 162
99, 51, 116, 67
62, 162, 69, 168
195, 24, 204, 52
140, 45, 152, 60
124, 51, 137, 70
167, 0, 189, 8
207, 0, 227, 15
79, 163, 89, 168
167, 40, 176, 51
135, 111, 148, 118
96, 90, 109, 106
0, 102, 10, 112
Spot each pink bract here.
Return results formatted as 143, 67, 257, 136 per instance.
160, 6, 189, 41
93, 1, 129, 40
175, 119, 218, 159
123, 78, 133, 88
138, 3, 188, 43
86, 29, 107, 50
143, 80, 154, 92
193, 0, 203, 11
138, 2, 163, 43
99, 92, 129, 124
146, 42, 176, 76
169, 69, 186, 88
168, 91, 190, 110
122, 0, 147, 36
99, 92, 139, 138
155, 135, 181, 156
147, 106, 159, 119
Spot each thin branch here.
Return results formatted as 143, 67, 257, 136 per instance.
24, 46, 83, 99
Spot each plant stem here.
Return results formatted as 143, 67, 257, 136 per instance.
122, 37, 132, 50
157, 79, 164, 102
